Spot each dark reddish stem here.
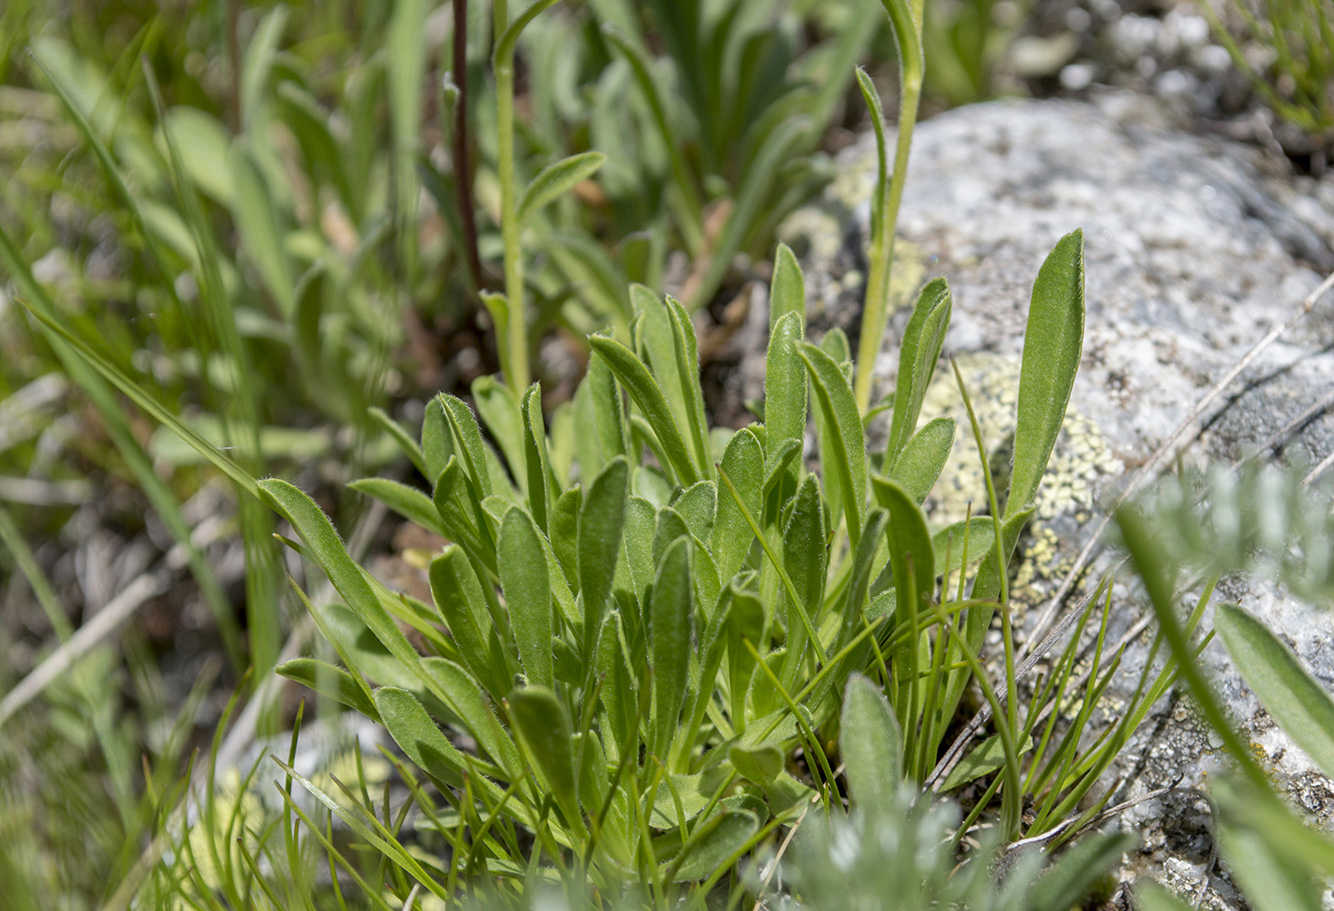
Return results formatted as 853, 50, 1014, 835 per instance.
453, 0, 486, 294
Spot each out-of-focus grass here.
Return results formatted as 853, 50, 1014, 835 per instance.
1202, 0, 1334, 137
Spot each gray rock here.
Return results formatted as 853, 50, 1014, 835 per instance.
779, 92, 1334, 908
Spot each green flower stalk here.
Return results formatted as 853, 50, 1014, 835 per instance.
856, 0, 926, 415
493, 0, 562, 395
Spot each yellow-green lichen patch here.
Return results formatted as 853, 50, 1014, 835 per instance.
777, 207, 845, 264
887, 240, 928, 311
916, 352, 1124, 597
826, 149, 879, 213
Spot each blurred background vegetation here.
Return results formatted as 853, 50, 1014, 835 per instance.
0, 0, 1330, 906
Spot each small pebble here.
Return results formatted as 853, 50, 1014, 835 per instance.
1065, 7, 1092, 32
1173, 13, 1211, 48
1156, 69, 1197, 99
1060, 62, 1096, 91
1194, 43, 1232, 75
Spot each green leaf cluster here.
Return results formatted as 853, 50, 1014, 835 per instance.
266, 222, 1115, 901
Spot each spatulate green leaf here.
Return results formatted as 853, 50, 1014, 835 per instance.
587, 343, 629, 464
348, 478, 447, 539
664, 294, 713, 480
1010, 229, 1085, 514
517, 151, 606, 224
422, 657, 521, 779
886, 277, 951, 465
441, 394, 494, 499
421, 396, 453, 481
940, 732, 1033, 792
589, 333, 701, 485
932, 517, 999, 576
782, 475, 828, 678
799, 341, 865, 545
713, 427, 763, 585
769, 243, 806, 333
375, 687, 468, 790
669, 808, 760, 881
650, 537, 693, 760
276, 658, 380, 722
551, 486, 583, 591
840, 673, 904, 812
872, 475, 936, 609
765, 311, 807, 468
260, 480, 423, 678
580, 456, 629, 657
430, 459, 490, 566
509, 685, 585, 836
671, 481, 716, 549
890, 416, 955, 504
1217, 602, 1334, 781
522, 383, 557, 533
472, 376, 527, 493
499, 507, 554, 689
429, 546, 512, 701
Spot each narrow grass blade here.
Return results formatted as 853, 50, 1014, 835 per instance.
1029, 831, 1137, 911
229, 141, 295, 314
387, 0, 429, 276
13, 290, 257, 496
238, 5, 288, 127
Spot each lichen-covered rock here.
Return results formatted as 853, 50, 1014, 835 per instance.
779, 91, 1334, 908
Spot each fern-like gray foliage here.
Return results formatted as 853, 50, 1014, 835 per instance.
767, 783, 1124, 911
1129, 464, 1334, 604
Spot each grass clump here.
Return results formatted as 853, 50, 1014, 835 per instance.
1201, 0, 1334, 139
